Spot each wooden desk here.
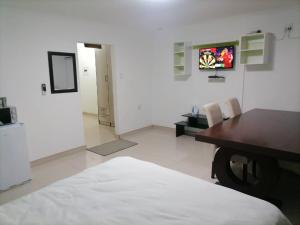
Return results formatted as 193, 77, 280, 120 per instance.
196, 109, 300, 196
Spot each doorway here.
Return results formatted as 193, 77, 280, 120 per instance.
77, 42, 116, 148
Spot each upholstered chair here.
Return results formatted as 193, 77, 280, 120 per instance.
203, 101, 248, 180
225, 97, 242, 118
203, 102, 223, 128
203, 102, 223, 178
225, 98, 251, 180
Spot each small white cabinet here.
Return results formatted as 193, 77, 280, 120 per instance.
173, 42, 191, 78
240, 33, 271, 65
0, 123, 31, 190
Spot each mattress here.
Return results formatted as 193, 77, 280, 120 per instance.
0, 157, 291, 225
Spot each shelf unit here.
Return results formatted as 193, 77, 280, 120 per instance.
240, 33, 271, 65
173, 42, 191, 78
175, 114, 208, 137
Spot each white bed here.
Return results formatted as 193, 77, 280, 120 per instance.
0, 157, 291, 225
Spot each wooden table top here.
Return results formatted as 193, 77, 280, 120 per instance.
195, 109, 300, 161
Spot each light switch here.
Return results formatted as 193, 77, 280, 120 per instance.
83, 67, 89, 76
41, 83, 47, 95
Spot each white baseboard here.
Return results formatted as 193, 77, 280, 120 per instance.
119, 125, 174, 138
152, 125, 175, 131
31, 125, 174, 167
83, 112, 98, 116
119, 125, 153, 137
30, 146, 86, 167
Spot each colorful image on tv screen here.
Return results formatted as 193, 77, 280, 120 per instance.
199, 46, 234, 70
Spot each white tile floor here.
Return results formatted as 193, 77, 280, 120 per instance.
82, 114, 117, 148
0, 125, 299, 224
0, 126, 214, 205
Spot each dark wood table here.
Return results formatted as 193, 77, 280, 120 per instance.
195, 108, 300, 197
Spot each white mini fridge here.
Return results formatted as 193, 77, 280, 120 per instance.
0, 123, 31, 190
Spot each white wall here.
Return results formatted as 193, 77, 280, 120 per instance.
0, 7, 4, 98
77, 43, 98, 115
0, 7, 153, 161
151, 7, 300, 127
1, 5, 299, 161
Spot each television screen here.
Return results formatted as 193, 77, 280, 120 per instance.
199, 46, 234, 70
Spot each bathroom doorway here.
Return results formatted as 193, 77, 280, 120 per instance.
77, 42, 116, 148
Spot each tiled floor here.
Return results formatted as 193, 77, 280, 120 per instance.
0, 126, 299, 224
82, 113, 117, 148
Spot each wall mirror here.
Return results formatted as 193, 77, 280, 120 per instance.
48, 51, 78, 94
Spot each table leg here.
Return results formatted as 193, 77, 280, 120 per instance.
213, 147, 279, 196
252, 160, 257, 178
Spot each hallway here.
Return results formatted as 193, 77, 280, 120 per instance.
82, 114, 116, 148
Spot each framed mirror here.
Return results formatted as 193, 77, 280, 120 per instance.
48, 51, 78, 94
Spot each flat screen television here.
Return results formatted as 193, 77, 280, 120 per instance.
199, 46, 234, 70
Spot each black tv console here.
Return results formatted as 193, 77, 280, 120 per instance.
175, 113, 209, 137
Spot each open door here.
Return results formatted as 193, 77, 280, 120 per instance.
95, 45, 115, 127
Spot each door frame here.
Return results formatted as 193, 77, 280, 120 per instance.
76, 41, 120, 135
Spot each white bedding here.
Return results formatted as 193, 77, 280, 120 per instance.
0, 157, 291, 225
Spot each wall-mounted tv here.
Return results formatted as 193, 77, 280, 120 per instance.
199, 46, 234, 70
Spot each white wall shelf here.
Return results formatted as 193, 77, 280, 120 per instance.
173, 42, 191, 78
240, 33, 271, 65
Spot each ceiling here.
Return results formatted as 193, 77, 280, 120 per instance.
1, 0, 299, 30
